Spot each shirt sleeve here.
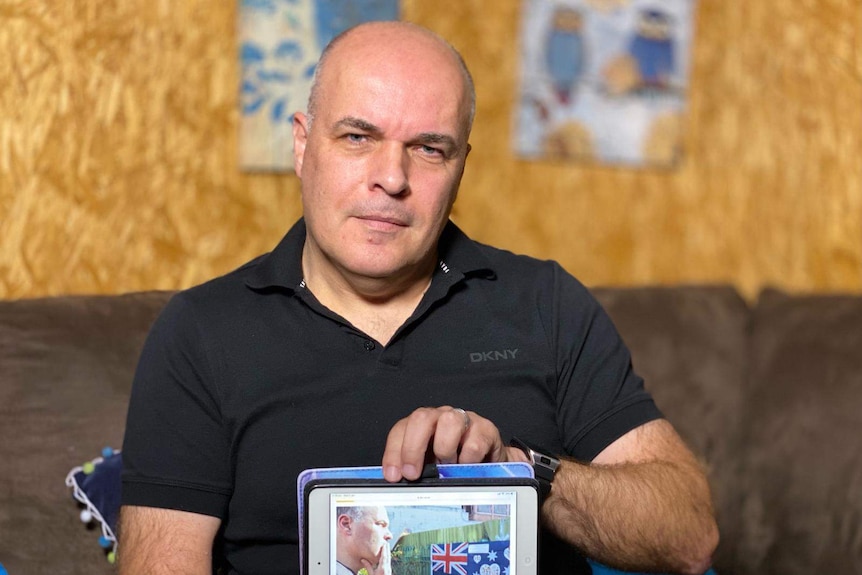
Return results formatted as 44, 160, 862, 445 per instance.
121, 292, 232, 517
546, 264, 663, 461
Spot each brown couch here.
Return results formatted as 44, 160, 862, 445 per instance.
1, 286, 860, 574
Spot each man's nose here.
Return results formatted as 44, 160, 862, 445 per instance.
370, 141, 409, 196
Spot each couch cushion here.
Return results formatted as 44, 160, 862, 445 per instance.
0, 291, 172, 574
593, 285, 750, 573
739, 289, 862, 573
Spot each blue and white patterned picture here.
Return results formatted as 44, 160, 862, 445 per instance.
239, 0, 399, 171
515, 0, 697, 167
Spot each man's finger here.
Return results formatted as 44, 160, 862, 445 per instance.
396, 407, 443, 479
432, 407, 471, 464
457, 414, 506, 464
380, 543, 392, 575
360, 542, 391, 575
382, 406, 508, 482
382, 407, 441, 481
382, 418, 408, 482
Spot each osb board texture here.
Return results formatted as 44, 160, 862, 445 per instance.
1, 0, 861, 300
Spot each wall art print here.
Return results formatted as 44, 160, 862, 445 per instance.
239, 0, 399, 171
515, 0, 697, 167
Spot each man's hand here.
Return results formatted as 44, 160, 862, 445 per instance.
360, 541, 392, 575
382, 406, 523, 482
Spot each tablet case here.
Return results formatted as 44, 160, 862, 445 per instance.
298, 462, 536, 575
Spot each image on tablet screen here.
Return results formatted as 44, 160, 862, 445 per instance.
330, 489, 516, 575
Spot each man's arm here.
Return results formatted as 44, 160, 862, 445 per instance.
118, 505, 221, 575
382, 408, 718, 575
541, 418, 718, 575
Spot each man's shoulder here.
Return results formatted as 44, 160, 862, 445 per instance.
443, 223, 563, 278
175, 220, 305, 307
179, 253, 270, 305
156, 252, 290, 335
449, 232, 598, 315
473, 239, 555, 270
469, 238, 586, 291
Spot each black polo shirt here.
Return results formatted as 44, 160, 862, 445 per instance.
122, 219, 661, 574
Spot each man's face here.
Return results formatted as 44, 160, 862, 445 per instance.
351, 506, 393, 562
293, 27, 472, 283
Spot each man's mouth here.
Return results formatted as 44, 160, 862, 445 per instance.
355, 214, 409, 229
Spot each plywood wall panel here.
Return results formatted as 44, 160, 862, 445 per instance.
1, 0, 860, 300
415, 0, 862, 300
0, 1, 302, 298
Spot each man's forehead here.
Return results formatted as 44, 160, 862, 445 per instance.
320, 69, 469, 143
367, 506, 389, 519
321, 30, 466, 104
325, 56, 462, 102
311, 24, 472, 141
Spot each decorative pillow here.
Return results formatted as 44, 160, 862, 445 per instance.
65, 448, 122, 565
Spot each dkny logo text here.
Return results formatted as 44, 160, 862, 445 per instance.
470, 349, 519, 363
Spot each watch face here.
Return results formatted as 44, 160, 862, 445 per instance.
536, 454, 559, 469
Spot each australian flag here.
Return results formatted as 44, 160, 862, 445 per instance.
431, 541, 510, 575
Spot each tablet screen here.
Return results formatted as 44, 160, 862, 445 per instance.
306, 484, 538, 575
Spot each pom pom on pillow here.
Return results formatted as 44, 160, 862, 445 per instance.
65, 448, 122, 564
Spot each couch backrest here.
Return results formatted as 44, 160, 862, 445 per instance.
0, 291, 173, 574
5, 286, 861, 574
739, 289, 862, 574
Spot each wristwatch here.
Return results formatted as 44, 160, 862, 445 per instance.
509, 436, 561, 501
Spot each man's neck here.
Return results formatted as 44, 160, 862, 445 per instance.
301, 247, 435, 346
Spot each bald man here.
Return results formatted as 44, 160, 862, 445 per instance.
335, 507, 392, 575
119, 21, 717, 575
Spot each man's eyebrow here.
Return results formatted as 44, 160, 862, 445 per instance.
412, 132, 464, 155
415, 132, 458, 148
332, 116, 380, 134
332, 118, 461, 152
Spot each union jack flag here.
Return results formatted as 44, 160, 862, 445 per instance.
430, 542, 470, 575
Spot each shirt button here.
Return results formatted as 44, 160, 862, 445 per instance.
364, 340, 376, 351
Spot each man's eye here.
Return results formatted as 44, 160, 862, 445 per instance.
346, 133, 367, 143
420, 145, 443, 156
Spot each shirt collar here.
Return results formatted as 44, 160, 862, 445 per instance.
244, 218, 495, 292
244, 219, 307, 292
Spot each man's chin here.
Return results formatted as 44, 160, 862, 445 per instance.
341, 257, 414, 282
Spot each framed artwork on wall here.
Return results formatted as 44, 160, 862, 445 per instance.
238, 0, 399, 171
515, 0, 698, 167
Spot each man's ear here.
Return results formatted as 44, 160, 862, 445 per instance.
337, 514, 352, 534
292, 112, 310, 177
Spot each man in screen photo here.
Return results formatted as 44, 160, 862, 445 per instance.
335, 506, 393, 575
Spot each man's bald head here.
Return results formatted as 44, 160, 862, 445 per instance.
306, 21, 476, 137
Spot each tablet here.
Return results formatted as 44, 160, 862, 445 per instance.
305, 478, 540, 575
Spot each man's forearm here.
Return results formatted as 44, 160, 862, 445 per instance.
118, 506, 220, 575
542, 455, 718, 575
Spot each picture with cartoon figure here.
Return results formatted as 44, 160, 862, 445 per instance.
516, 0, 697, 166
